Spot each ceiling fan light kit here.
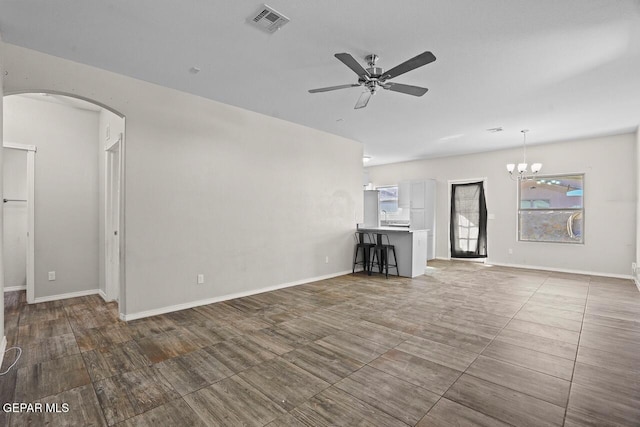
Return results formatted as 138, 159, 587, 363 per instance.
309, 50, 436, 109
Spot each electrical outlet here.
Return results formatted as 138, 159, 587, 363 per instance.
632, 262, 637, 274
197, 274, 205, 284
48, 271, 56, 281
508, 248, 513, 255
325, 256, 329, 264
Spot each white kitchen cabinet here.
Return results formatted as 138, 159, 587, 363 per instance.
398, 180, 411, 208
410, 180, 425, 209
409, 179, 436, 260
410, 208, 425, 230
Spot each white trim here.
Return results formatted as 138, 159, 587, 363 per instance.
488, 261, 632, 280
121, 270, 352, 321
26, 149, 35, 303
3, 141, 37, 152
104, 136, 121, 303
0, 336, 7, 371
98, 289, 109, 302
105, 133, 120, 152
4, 142, 36, 303
33, 289, 99, 304
635, 277, 640, 293
4, 285, 26, 292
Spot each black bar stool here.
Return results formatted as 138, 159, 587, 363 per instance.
352, 232, 375, 274
369, 233, 399, 278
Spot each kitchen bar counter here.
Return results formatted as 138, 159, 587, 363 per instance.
357, 227, 428, 277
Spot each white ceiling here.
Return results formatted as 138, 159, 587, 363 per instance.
1, 0, 639, 165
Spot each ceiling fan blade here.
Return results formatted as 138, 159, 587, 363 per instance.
382, 51, 436, 80
354, 91, 372, 109
335, 53, 371, 78
308, 84, 360, 93
384, 82, 429, 96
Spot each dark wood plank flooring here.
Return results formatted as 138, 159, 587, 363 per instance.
1, 260, 639, 426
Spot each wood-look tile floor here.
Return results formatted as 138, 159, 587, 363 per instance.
2, 260, 640, 426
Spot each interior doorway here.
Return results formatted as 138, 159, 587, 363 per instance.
2, 92, 125, 317
2, 142, 36, 303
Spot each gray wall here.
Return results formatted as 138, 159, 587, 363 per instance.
3, 95, 100, 298
1, 43, 363, 317
367, 133, 636, 277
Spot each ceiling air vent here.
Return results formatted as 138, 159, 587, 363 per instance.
248, 4, 290, 33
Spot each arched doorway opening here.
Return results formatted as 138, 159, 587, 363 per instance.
3, 91, 126, 317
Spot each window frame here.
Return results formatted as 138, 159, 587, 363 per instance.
516, 173, 585, 244
375, 185, 399, 214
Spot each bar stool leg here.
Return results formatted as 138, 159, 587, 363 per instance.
390, 246, 399, 277
352, 246, 359, 273
368, 248, 375, 276
363, 247, 368, 273
384, 247, 389, 278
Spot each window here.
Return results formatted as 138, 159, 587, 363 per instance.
377, 186, 398, 213
518, 174, 584, 243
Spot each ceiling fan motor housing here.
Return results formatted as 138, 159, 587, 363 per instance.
366, 67, 384, 77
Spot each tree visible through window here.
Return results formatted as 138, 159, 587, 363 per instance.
518, 174, 584, 243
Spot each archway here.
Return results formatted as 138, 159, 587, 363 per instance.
2, 91, 126, 317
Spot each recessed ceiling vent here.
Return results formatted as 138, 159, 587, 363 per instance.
248, 4, 290, 33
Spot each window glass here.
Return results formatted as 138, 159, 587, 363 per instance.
378, 186, 398, 213
518, 174, 584, 243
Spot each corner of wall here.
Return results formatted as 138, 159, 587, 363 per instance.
636, 125, 640, 292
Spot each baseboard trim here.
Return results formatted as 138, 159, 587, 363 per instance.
488, 261, 632, 280
34, 289, 100, 304
635, 276, 640, 293
0, 336, 7, 371
121, 270, 352, 322
98, 289, 108, 302
4, 285, 26, 292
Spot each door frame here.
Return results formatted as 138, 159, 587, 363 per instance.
447, 177, 488, 261
3, 142, 36, 303
104, 133, 123, 303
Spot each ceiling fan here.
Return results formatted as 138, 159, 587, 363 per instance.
308, 51, 436, 109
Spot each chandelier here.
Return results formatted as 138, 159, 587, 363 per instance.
506, 130, 542, 180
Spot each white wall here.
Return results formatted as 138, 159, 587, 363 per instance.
2, 148, 27, 287
3, 95, 100, 298
1, 43, 363, 317
367, 133, 636, 277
